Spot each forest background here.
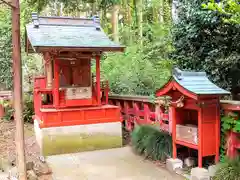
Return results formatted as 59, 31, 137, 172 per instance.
0, 0, 239, 98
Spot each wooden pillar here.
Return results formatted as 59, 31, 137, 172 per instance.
11, 0, 27, 178
155, 102, 161, 122
215, 100, 220, 163
144, 104, 150, 124
198, 108, 203, 168
105, 81, 109, 104
44, 52, 53, 88
96, 55, 101, 105
53, 58, 60, 107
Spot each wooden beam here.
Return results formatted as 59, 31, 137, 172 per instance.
35, 46, 125, 53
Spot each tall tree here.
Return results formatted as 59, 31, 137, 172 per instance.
112, 4, 120, 42
172, 0, 240, 98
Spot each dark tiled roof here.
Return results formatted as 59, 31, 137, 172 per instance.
172, 68, 230, 95
26, 13, 124, 51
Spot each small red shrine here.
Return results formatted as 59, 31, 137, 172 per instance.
25, 13, 125, 128
156, 68, 230, 167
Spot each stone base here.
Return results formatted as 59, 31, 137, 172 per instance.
166, 158, 183, 172
34, 120, 122, 156
208, 165, 218, 177
190, 167, 210, 180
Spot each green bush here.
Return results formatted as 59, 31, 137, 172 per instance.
131, 125, 172, 162
1, 93, 34, 123
213, 157, 240, 180
23, 93, 34, 123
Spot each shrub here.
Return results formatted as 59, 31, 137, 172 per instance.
1, 93, 34, 123
213, 157, 240, 180
131, 125, 172, 162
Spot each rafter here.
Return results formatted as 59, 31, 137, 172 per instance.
0, 0, 17, 8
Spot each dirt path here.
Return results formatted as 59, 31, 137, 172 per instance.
0, 119, 52, 179
47, 147, 184, 180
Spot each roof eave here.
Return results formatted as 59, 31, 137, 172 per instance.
31, 46, 125, 53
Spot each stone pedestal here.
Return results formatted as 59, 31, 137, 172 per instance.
34, 120, 123, 156
166, 158, 183, 172
208, 165, 218, 177
190, 167, 210, 180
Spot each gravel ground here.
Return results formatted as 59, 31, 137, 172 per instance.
0, 119, 52, 179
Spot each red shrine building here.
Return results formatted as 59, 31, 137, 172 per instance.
25, 13, 125, 154
156, 68, 230, 167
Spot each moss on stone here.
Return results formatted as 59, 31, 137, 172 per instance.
42, 133, 122, 156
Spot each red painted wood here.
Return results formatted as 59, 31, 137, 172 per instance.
154, 77, 222, 167
198, 108, 203, 168
0, 104, 4, 119
156, 81, 197, 100
175, 140, 198, 150
38, 105, 121, 128
108, 95, 240, 161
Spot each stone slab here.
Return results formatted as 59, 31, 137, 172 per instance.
190, 167, 210, 180
166, 158, 183, 172
47, 146, 184, 180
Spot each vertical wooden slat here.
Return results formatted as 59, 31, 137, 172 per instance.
53, 58, 60, 107
198, 107, 203, 168
96, 55, 101, 105
171, 106, 177, 159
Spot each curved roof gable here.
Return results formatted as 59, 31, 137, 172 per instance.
156, 68, 230, 98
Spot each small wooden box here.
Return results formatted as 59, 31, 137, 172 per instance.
176, 124, 198, 145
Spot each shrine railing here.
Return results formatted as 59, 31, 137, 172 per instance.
109, 94, 170, 131
109, 94, 240, 159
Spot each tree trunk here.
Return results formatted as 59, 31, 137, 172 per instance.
152, 6, 158, 23
92, 1, 97, 16
136, 0, 143, 45
112, 4, 120, 42
159, 0, 164, 23
172, 0, 179, 23
125, 0, 132, 26
163, 0, 171, 23
11, 0, 27, 179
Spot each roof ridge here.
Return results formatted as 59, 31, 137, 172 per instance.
173, 67, 206, 80
31, 12, 100, 29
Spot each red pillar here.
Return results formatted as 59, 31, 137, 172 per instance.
198, 108, 203, 168
171, 106, 177, 159
0, 104, 4, 119
215, 100, 220, 163
96, 55, 101, 105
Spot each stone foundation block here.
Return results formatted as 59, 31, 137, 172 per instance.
166, 158, 183, 172
208, 165, 219, 177
34, 120, 123, 156
191, 167, 210, 180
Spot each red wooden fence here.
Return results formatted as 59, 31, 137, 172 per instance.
109, 94, 240, 159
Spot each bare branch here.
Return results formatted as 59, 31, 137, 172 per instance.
0, 0, 17, 8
